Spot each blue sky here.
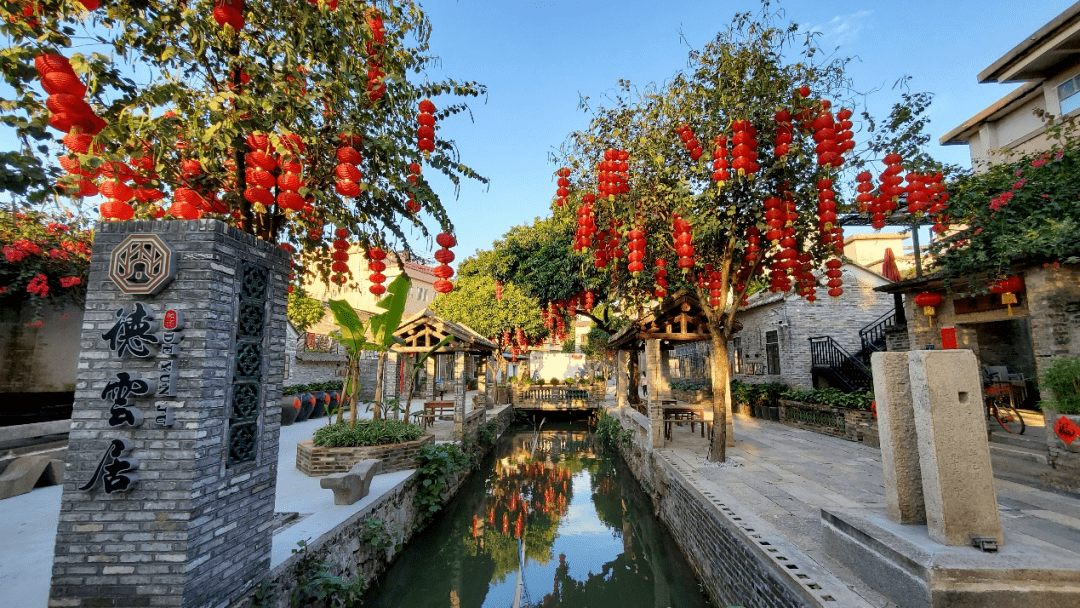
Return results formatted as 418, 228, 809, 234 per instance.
415, 0, 1077, 262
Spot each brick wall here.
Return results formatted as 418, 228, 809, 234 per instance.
295, 435, 435, 476
50, 220, 289, 607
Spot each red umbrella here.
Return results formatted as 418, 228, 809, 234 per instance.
881, 247, 901, 282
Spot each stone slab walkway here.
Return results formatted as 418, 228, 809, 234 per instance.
656, 412, 1080, 607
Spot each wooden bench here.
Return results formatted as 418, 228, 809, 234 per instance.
663, 406, 708, 440
320, 459, 382, 505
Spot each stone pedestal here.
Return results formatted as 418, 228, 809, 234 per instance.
452, 351, 466, 438
616, 351, 629, 411
908, 350, 1002, 546
645, 339, 666, 448
49, 220, 289, 608
871, 352, 926, 524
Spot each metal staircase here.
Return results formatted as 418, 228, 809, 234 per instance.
809, 309, 896, 393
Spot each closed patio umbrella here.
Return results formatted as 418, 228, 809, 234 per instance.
881, 247, 901, 282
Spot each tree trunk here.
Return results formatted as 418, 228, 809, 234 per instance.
373, 351, 387, 420
708, 330, 730, 462
402, 353, 416, 422
349, 355, 360, 428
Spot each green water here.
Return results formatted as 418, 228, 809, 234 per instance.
363, 421, 713, 608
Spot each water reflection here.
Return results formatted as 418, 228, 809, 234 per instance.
364, 422, 711, 608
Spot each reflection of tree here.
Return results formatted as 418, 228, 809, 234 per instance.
535, 552, 655, 608
590, 456, 624, 532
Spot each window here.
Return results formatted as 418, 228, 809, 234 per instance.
732, 337, 743, 374
1059, 74, 1080, 115
765, 330, 780, 375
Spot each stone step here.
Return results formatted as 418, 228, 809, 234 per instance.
989, 431, 1045, 451
989, 442, 1048, 465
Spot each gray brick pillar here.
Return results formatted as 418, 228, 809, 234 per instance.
616, 350, 628, 410
426, 356, 437, 401
477, 356, 490, 408
646, 339, 665, 448
49, 220, 289, 608
452, 351, 466, 437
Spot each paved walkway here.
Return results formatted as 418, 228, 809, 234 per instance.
656, 411, 1080, 607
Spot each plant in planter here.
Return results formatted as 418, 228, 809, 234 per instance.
313, 419, 425, 448
1041, 356, 1080, 451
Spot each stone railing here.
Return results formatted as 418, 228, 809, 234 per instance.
512, 384, 598, 408
776, 399, 878, 446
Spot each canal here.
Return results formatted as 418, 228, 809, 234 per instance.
363, 419, 713, 608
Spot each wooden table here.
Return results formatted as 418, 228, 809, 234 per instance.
418, 401, 455, 428
663, 405, 708, 440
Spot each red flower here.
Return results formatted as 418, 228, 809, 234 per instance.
60, 276, 81, 288
26, 273, 49, 297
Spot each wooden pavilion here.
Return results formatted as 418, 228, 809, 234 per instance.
608, 291, 732, 448
392, 309, 499, 437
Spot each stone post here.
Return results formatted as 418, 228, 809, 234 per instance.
49, 220, 289, 608
657, 347, 674, 400
477, 356, 492, 408
453, 351, 467, 437
645, 339, 665, 448
908, 349, 1003, 546
871, 352, 926, 524
426, 355, 437, 401
616, 350, 629, 411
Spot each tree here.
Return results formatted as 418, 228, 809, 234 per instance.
2, 0, 484, 287
551, 7, 937, 461
930, 122, 1080, 285
286, 289, 325, 333
430, 266, 546, 382
0, 208, 91, 323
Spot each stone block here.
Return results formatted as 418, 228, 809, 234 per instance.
871, 352, 925, 524
320, 459, 382, 505
0, 455, 55, 499
907, 349, 1003, 546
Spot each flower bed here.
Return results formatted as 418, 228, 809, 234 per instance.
296, 434, 435, 477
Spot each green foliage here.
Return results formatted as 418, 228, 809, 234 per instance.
477, 420, 498, 450
283, 381, 343, 396
288, 290, 326, 333
564, 378, 576, 386
780, 387, 874, 410
1040, 355, 1080, 415
0, 209, 92, 317
290, 542, 366, 608
312, 419, 423, 447
358, 516, 397, 552
594, 409, 633, 448
932, 126, 1080, 285
730, 380, 787, 408
671, 380, 709, 391
429, 271, 546, 348
412, 442, 475, 518
549, 377, 560, 385
560, 339, 576, 353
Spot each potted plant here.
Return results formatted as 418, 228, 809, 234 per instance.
1042, 355, 1080, 454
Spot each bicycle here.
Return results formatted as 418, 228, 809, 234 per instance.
985, 382, 1026, 434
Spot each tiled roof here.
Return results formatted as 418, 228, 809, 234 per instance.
403, 262, 438, 277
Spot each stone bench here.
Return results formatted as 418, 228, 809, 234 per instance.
0, 455, 65, 500
319, 458, 381, 505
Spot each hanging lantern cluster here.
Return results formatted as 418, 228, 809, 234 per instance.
275, 133, 305, 211
872, 153, 905, 229
130, 148, 164, 208
433, 233, 455, 293
244, 132, 278, 209
592, 217, 622, 269
583, 290, 594, 312
773, 109, 793, 158
626, 223, 646, 276
730, 120, 759, 178
654, 259, 668, 298
405, 162, 422, 214
367, 246, 389, 295
365, 9, 386, 103
711, 134, 730, 186
824, 258, 844, 298
673, 215, 694, 271
329, 230, 350, 285
855, 170, 875, 214
495, 281, 503, 300
334, 134, 363, 198
212, 0, 245, 30
573, 193, 596, 252
597, 149, 629, 199
675, 124, 704, 162
554, 167, 571, 207
794, 253, 817, 302
706, 268, 723, 308
417, 99, 436, 154
990, 276, 1024, 316
913, 292, 942, 326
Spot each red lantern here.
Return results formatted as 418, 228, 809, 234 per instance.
990, 276, 1024, 315
417, 99, 436, 154
913, 292, 943, 326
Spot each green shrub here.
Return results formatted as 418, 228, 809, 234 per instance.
412, 443, 475, 519
672, 380, 708, 391
564, 378, 575, 385
313, 419, 424, 447
1041, 355, 1080, 414
549, 377, 560, 386
780, 387, 874, 410
730, 380, 787, 408
595, 408, 633, 447
593, 374, 605, 382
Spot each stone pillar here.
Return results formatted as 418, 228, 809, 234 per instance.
657, 347, 674, 400
426, 355, 437, 401
452, 351, 467, 437
908, 349, 1003, 546
616, 350, 629, 410
645, 339, 665, 448
49, 220, 289, 607
478, 356, 493, 408
871, 352, 925, 524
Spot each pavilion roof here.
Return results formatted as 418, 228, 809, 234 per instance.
392, 308, 498, 354
607, 290, 712, 350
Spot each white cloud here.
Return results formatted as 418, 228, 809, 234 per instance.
808, 10, 873, 46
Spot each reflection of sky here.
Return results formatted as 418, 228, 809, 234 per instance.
480, 468, 625, 608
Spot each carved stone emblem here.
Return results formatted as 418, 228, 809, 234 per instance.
108, 234, 177, 295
